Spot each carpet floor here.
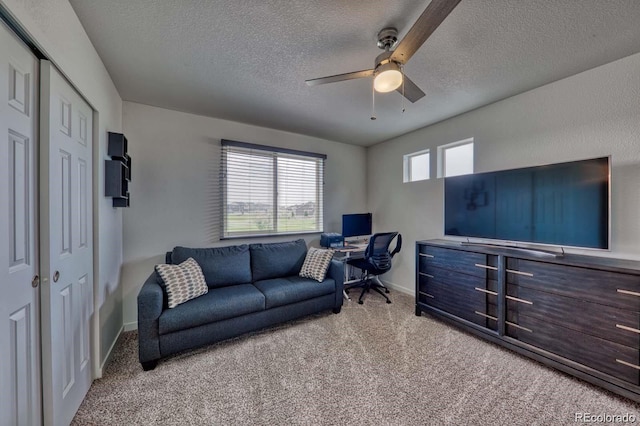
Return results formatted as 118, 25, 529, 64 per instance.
73, 292, 639, 425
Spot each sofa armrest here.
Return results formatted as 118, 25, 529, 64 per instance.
138, 272, 164, 321
137, 272, 164, 363
327, 259, 344, 309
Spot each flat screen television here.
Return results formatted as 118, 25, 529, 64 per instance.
342, 213, 372, 238
444, 157, 610, 249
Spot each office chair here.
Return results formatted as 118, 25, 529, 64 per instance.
345, 232, 402, 305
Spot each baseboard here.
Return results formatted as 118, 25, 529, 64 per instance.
100, 324, 124, 373
380, 280, 414, 296
124, 321, 138, 332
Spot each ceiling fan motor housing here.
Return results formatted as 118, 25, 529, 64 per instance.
374, 51, 401, 75
375, 51, 394, 68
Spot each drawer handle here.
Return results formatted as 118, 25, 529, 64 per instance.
506, 295, 533, 305
474, 287, 498, 296
616, 324, 640, 334
616, 359, 640, 371
506, 321, 533, 333
419, 253, 434, 258
474, 311, 497, 321
419, 291, 434, 298
474, 263, 498, 271
419, 272, 434, 278
617, 289, 640, 298
506, 269, 534, 277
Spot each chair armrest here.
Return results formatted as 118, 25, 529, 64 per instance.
137, 272, 164, 322
327, 259, 344, 308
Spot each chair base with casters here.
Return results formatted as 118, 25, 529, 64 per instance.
345, 232, 402, 305
345, 271, 391, 304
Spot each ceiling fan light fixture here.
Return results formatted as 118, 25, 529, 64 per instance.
374, 62, 403, 93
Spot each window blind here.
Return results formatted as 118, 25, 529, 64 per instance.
220, 140, 326, 238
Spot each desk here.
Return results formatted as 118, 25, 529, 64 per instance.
333, 245, 367, 300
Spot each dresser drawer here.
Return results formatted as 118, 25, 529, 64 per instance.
419, 267, 498, 308
418, 274, 494, 328
506, 285, 640, 349
418, 245, 496, 278
418, 264, 485, 287
418, 267, 496, 295
506, 258, 640, 311
507, 317, 640, 385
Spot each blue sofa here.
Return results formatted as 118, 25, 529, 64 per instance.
137, 239, 344, 370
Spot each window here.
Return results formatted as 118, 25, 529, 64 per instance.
403, 149, 430, 182
438, 138, 474, 177
222, 140, 325, 238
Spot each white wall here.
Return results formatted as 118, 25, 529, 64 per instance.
368, 52, 640, 295
1, 0, 124, 371
121, 102, 367, 328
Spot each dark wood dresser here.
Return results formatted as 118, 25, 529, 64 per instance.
415, 239, 640, 401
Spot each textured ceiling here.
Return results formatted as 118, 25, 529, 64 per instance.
69, 0, 640, 146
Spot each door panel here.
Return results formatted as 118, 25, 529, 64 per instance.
0, 19, 40, 426
60, 149, 72, 255
40, 61, 94, 426
9, 131, 30, 267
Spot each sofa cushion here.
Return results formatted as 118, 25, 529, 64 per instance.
250, 239, 307, 282
158, 284, 265, 335
171, 245, 251, 288
155, 258, 208, 308
254, 276, 335, 309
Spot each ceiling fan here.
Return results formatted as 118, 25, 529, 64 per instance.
305, 0, 462, 104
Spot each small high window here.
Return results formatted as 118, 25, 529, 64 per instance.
438, 138, 474, 178
403, 150, 430, 183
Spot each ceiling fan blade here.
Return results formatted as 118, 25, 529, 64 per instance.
390, 0, 462, 64
305, 69, 374, 86
397, 75, 425, 103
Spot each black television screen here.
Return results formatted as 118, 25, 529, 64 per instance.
342, 213, 372, 238
444, 157, 610, 249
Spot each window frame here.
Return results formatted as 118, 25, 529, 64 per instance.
403, 149, 431, 183
221, 140, 326, 240
437, 137, 474, 178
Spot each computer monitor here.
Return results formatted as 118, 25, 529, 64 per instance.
342, 213, 372, 239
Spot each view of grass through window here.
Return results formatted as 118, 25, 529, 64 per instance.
224, 146, 323, 237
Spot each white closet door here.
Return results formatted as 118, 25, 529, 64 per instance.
0, 19, 41, 426
40, 61, 94, 426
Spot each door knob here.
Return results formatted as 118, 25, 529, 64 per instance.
31, 275, 40, 288
53, 271, 60, 282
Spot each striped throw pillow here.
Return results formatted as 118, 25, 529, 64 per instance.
155, 257, 208, 308
299, 247, 334, 282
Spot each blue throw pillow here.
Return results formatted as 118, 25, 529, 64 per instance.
250, 239, 307, 282
171, 245, 252, 288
